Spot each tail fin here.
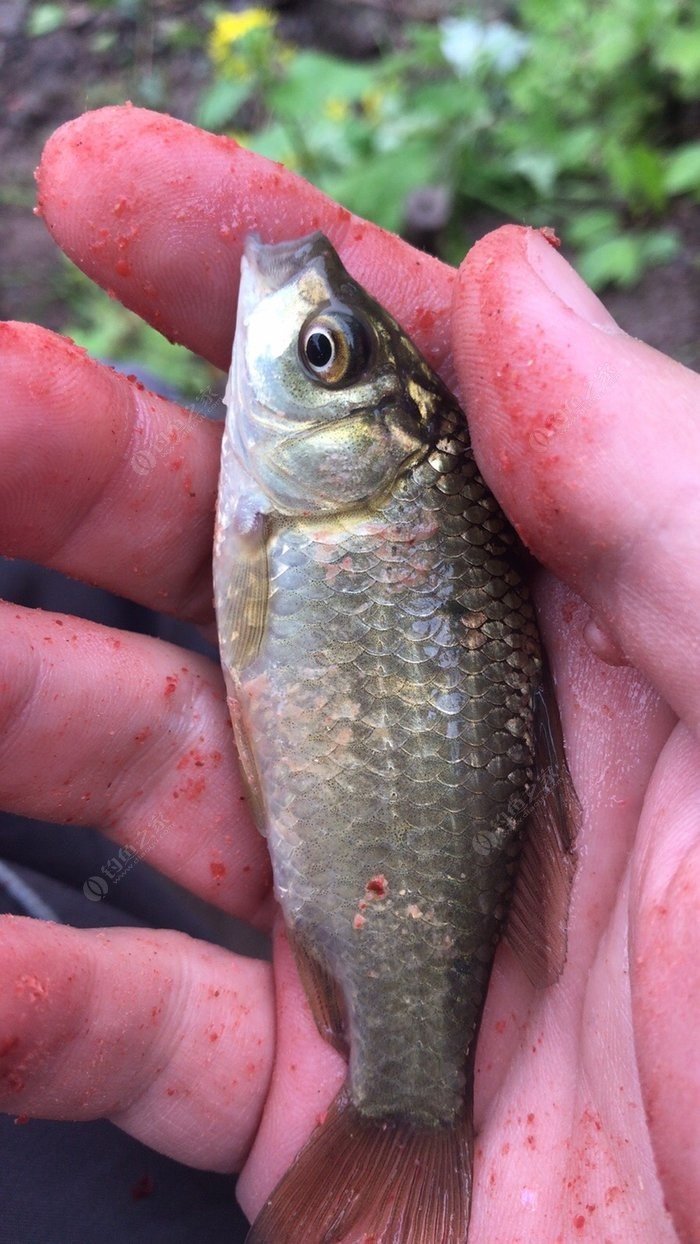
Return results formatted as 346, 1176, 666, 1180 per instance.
246, 1087, 472, 1243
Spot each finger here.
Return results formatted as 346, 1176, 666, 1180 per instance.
630, 723, 700, 1243
37, 106, 455, 376
453, 225, 700, 733
236, 918, 345, 1221
0, 916, 273, 1170
0, 601, 270, 920
1, 322, 220, 624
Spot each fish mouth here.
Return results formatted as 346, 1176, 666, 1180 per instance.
242, 231, 335, 296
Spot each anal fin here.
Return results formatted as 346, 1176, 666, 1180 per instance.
506, 658, 580, 987
290, 932, 348, 1058
245, 1085, 472, 1243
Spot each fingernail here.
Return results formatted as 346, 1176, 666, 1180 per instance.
526, 230, 620, 332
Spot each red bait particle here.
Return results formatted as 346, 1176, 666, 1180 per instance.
131, 1174, 155, 1201
539, 226, 561, 248
366, 875, 388, 898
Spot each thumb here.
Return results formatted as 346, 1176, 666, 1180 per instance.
453, 225, 700, 733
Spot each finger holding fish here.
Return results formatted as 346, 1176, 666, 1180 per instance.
0, 601, 270, 922
0, 917, 273, 1171
37, 105, 454, 376
0, 321, 220, 626
453, 225, 700, 735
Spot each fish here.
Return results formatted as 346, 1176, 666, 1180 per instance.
213, 231, 578, 1243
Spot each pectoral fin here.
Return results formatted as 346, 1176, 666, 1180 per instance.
215, 509, 269, 673
505, 658, 580, 987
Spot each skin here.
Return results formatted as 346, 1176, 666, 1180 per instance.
0, 106, 698, 1242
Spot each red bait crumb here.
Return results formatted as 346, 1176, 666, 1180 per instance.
210, 861, 226, 880
164, 675, 178, 696
366, 875, 388, 898
539, 226, 561, 248
131, 1174, 155, 1201
353, 914, 365, 930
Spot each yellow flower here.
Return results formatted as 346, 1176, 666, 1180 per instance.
209, 8, 275, 64
324, 98, 350, 123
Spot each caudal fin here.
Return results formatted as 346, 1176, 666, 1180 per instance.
246, 1087, 472, 1243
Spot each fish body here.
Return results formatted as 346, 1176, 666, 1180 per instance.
214, 232, 575, 1242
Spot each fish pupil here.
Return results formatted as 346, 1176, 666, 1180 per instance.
306, 331, 334, 369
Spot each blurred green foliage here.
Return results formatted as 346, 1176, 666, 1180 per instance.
30, 1, 697, 384
199, 1, 699, 288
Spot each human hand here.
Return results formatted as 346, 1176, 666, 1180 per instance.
1, 107, 698, 1242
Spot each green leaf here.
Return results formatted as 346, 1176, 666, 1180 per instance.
657, 28, 700, 92
566, 209, 619, 248
27, 4, 65, 36
507, 150, 558, 196
578, 229, 678, 290
268, 51, 376, 119
637, 228, 680, 267
664, 143, 700, 196
605, 142, 667, 213
243, 124, 297, 167
325, 143, 437, 234
196, 78, 251, 131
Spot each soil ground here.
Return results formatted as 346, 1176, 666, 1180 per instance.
1, 0, 698, 370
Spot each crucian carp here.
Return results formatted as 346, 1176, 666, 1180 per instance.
214, 231, 577, 1243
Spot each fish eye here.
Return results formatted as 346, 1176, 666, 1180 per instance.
299, 312, 372, 386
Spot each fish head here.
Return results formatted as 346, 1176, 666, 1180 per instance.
226, 231, 446, 515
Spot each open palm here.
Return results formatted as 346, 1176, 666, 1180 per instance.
1, 107, 697, 1243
